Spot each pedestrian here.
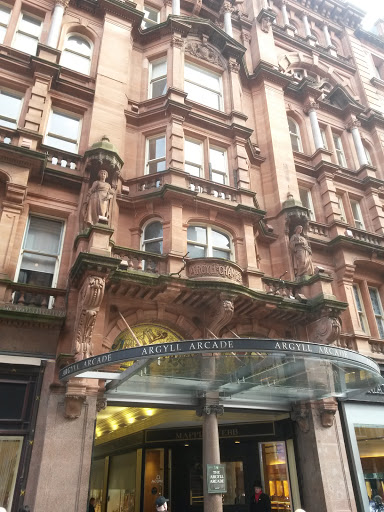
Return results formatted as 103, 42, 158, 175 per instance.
155, 496, 169, 512
89, 497, 96, 512
249, 482, 271, 512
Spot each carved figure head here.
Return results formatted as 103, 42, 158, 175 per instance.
98, 169, 108, 181
295, 225, 303, 234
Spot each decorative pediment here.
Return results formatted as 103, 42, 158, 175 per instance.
185, 40, 226, 68
325, 84, 364, 114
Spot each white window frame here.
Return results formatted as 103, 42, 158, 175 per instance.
15, 215, 65, 290
187, 225, 233, 260
368, 287, 384, 339
44, 110, 82, 154
60, 33, 93, 75
352, 284, 368, 334
0, 89, 23, 129
336, 194, 346, 223
185, 138, 203, 178
142, 5, 160, 29
184, 61, 223, 111
299, 187, 316, 221
141, 220, 163, 254
209, 145, 228, 185
363, 145, 373, 166
287, 116, 303, 152
0, 4, 11, 44
12, 12, 42, 56
145, 134, 166, 174
148, 57, 167, 99
333, 133, 347, 167
350, 199, 365, 230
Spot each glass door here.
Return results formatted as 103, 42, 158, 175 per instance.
143, 449, 168, 512
259, 441, 292, 511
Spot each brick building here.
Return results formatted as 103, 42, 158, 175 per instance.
0, 0, 384, 511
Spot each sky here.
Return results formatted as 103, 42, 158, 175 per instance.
349, 0, 384, 30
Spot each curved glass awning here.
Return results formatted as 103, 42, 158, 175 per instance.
59, 338, 384, 410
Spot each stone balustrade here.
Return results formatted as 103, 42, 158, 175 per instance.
344, 227, 384, 246
112, 247, 166, 274
187, 176, 239, 202
308, 221, 329, 237
42, 145, 82, 171
0, 280, 67, 310
262, 276, 298, 299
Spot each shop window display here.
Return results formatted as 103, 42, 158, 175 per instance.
259, 441, 291, 511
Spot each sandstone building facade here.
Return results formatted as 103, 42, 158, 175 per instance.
0, 0, 384, 511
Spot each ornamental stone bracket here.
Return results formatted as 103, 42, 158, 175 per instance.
64, 379, 87, 420
205, 293, 235, 338
307, 314, 341, 345
317, 397, 338, 427
84, 136, 124, 191
256, 8, 276, 33
74, 275, 106, 361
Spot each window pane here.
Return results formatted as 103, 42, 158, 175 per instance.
144, 6, 159, 23
369, 288, 382, 316
45, 135, 78, 153
185, 140, 202, 165
19, 14, 41, 36
211, 172, 225, 184
13, 32, 38, 55
222, 462, 245, 505
187, 226, 206, 244
184, 82, 220, 110
107, 452, 137, 512
353, 286, 363, 311
152, 78, 167, 98
185, 163, 201, 177
49, 112, 80, 140
0, 437, 23, 512
0, 6, 11, 26
24, 217, 62, 254
61, 51, 90, 74
148, 159, 165, 174
212, 248, 230, 259
185, 63, 220, 91
0, 25, 6, 44
0, 92, 21, 127
20, 252, 56, 275
354, 426, 384, 505
290, 134, 301, 152
287, 117, 298, 134
145, 240, 162, 253
152, 60, 166, 79
66, 36, 91, 56
144, 221, 163, 241
148, 137, 165, 160
212, 230, 230, 249
187, 243, 206, 258
210, 147, 226, 170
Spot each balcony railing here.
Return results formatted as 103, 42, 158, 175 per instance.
308, 221, 329, 237
42, 145, 82, 171
344, 227, 384, 247
262, 276, 298, 299
1, 281, 67, 312
187, 177, 239, 202
112, 247, 167, 274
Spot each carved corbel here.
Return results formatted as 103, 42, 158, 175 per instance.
256, 7, 276, 33
96, 398, 108, 412
74, 275, 106, 360
307, 315, 341, 344
64, 394, 86, 419
317, 397, 338, 427
205, 293, 235, 337
291, 403, 310, 433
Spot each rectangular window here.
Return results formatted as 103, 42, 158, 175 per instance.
354, 425, 384, 505
17, 216, 64, 289
259, 441, 292, 511
0, 436, 23, 512
336, 194, 346, 222
44, 111, 81, 153
145, 135, 166, 174
13, 13, 42, 55
333, 134, 347, 167
353, 284, 368, 333
142, 5, 160, 28
184, 62, 223, 111
299, 187, 315, 220
368, 287, 384, 338
149, 58, 167, 99
320, 129, 328, 149
209, 146, 228, 184
350, 199, 365, 230
0, 90, 22, 129
0, 4, 11, 44
185, 139, 203, 177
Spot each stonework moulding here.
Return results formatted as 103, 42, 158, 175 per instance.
228, 58, 240, 73
54, 0, 70, 7
345, 117, 361, 131
184, 41, 225, 68
85, 136, 124, 191
303, 100, 319, 114
256, 8, 276, 33
317, 397, 338, 427
171, 35, 184, 48
220, 1, 234, 15
96, 398, 107, 412
307, 315, 341, 344
74, 275, 106, 360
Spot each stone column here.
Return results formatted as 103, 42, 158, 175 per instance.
281, 0, 290, 26
46, 0, 69, 49
346, 118, 369, 167
221, 1, 234, 37
322, 23, 332, 48
302, 12, 311, 37
172, 0, 180, 16
304, 101, 323, 151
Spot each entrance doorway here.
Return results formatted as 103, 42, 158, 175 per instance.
89, 406, 298, 512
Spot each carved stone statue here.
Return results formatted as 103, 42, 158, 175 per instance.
289, 225, 314, 278
84, 169, 114, 226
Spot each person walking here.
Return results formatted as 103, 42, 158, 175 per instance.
155, 496, 169, 512
88, 497, 96, 512
249, 482, 271, 512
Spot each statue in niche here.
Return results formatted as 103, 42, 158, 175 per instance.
289, 225, 314, 278
84, 169, 114, 226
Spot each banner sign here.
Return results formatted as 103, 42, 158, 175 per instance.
207, 464, 227, 494
59, 338, 381, 380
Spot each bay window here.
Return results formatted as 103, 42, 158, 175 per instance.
44, 110, 81, 153
13, 13, 42, 56
184, 62, 223, 111
187, 225, 232, 260
368, 287, 384, 339
145, 135, 166, 174
209, 146, 228, 184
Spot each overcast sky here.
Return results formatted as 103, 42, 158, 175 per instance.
349, 0, 384, 30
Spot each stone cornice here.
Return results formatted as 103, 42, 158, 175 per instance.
70, 251, 120, 287
355, 27, 384, 52
250, 60, 292, 88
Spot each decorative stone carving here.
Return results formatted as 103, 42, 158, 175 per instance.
261, 16, 272, 32
317, 397, 338, 427
303, 100, 319, 114
171, 35, 184, 48
185, 41, 224, 68
346, 117, 361, 131
96, 398, 107, 412
220, 0, 234, 14
187, 258, 243, 283
206, 295, 235, 337
289, 225, 314, 279
163, 0, 172, 6
55, 0, 70, 6
192, 0, 202, 15
241, 30, 251, 44
84, 169, 114, 226
75, 276, 106, 360
256, 8, 276, 33
228, 59, 240, 73
196, 403, 224, 416
291, 403, 309, 433
307, 315, 341, 344
84, 136, 123, 193
64, 394, 86, 420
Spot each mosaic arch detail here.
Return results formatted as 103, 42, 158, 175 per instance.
111, 323, 183, 351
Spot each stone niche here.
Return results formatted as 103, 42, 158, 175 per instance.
186, 258, 243, 284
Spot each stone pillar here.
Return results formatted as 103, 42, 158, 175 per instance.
346, 118, 368, 167
304, 101, 323, 151
281, 0, 290, 26
302, 12, 311, 37
316, 172, 340, 225
46, 0, 69, 48
221, 1, 234, 37
322, 23, 332, 48
365, 188, 384, 234
24, 74, 53, 133
172, 0, 180, 16
167, 114, 184, 170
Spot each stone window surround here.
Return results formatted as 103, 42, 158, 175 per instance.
186, 224, 234, 261
352, 279, 384, 340
0, 88, 23, 129
59, 32, 93, 76
336, 191, 367, 232
12, 10, 43, 56
184, 134, 230, 186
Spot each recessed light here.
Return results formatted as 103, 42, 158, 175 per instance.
185, 443, 189, 447
235, 440, 240, 444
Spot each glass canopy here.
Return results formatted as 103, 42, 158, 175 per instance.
60, 338, 384, 411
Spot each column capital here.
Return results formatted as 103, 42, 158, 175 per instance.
303, 100, 319, 114
197, 404, 224, 416
228, 58, 240, 73
300, 10, 309, 19
346, 117, 361, 131
220, 1, 234, 14
171, 35, 184, 48
55, 0, 70, 7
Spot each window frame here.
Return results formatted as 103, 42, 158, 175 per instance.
0, 89, 23, 129
148, 57, 167, 99
352, 284, 369, 334
368, 287, 384, 339
60, 33, 93, 75
336, 194, 347, 223
0, 3, 11, 44
44, 109, 82, 154
184, 61, 223, 112
287, 116, 303, 153
363, 145, 373, 166
15, 214, 65, 290
187, 225, 233, 260
141, 220, 163, 254
299, 187, 316, 221
142, 4, 160, 29
12, 11, 42, 56
209, 144, 229, 185
332, 133, 347, 168
320, 128, 328, 149
185, 137, 204, 178
145, 133, 166, 174
350, 199, 365, 231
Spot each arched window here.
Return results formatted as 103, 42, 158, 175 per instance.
287, 116, 303, 152
60, 34, 93, 75
142, 221, 163, 253
187, 225, 232, 260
